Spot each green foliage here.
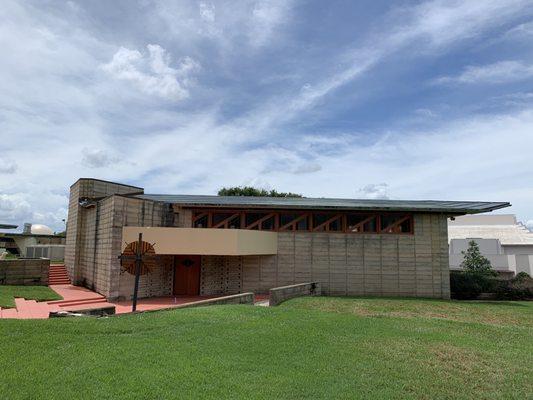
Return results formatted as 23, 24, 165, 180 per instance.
451, 270, 533, 300
514, 271, 531, 282
450, 271, 497, 299
495, 273, 533, 300
460, 240, 497, 276
217, 186, 303, 198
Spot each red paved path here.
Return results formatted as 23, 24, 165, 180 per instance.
1, 263, 268, 319
1, 285, 267, 319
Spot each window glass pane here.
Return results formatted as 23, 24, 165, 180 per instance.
296, 217, 308, 230
380, 215, 398, 232
312, 213, 328, 231
212, 213, 232, 226
261, 216, 275, 230
280, 214, 297, 227
245, 213, 266, 227
380, 214, 411, 233
194, 215, 208, 228
347, 214, 367, 232
329, 218, 342, 231
212, 213, 240, 228
279, 214, 308, 231
228, 215, 241, 229
400, 217, 412, 233
363, 217, 377, 232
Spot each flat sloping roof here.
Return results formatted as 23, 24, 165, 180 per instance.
132, 194, 510, 214
0, 223, 18, 229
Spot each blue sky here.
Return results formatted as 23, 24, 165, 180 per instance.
1, 0, 533, 232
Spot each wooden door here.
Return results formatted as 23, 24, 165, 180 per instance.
173, 255, 201, 295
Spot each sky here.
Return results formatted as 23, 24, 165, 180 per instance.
1, 0, 533, 233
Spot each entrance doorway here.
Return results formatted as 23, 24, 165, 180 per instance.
173, 255, 201, 295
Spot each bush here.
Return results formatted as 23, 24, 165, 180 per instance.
451, 271, 533, 300
494, 272, 533, 300
450, 271, 498, 299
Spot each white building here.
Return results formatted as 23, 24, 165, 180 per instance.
448, 214, 533, 276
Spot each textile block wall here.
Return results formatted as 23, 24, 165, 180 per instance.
199, 214, 450, 299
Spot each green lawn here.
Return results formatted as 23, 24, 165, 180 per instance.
0, 285, 62, 308
0, 297, 531, 399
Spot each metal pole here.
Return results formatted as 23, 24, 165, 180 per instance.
132, 232, 142, 312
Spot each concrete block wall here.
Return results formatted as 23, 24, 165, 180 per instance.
65, 179, 177, 299
112, 196, 175, 300
67, 182, 450, 300
65, 179, 143, 285
200, 256, 243, 295
201, 214, 450, 299
269, 282, 321, 306
0, 258, 50, 285
118, 255, 174, 300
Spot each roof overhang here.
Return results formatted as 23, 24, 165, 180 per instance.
0, 224, 18, 230
122, 227, 278, 256
132, 194, 511, 215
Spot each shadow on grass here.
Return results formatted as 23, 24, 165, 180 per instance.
307, 295, 531, 308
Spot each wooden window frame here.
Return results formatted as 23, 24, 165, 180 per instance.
189, 209, 414, 235
379, 214, 413, 234
311, 213, 344, 232
279, 212, 310, 231
244, 212, 278, 230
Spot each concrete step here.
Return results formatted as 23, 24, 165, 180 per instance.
57, 299, 106, 308
49, 296, 106, 307
60, 302, 114, 312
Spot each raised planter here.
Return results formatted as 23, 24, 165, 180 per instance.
0, 258, 50, 285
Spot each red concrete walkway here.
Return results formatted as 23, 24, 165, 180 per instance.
0, 284, 227, 319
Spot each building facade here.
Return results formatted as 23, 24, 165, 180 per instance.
449, 214, 533, 276
65, 178, 509, 301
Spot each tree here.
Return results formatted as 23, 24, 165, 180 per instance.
460, 240, 496, 276
217, 186, 303, 198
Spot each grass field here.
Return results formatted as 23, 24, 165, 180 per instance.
0, 285, 62, 308
0, 297, 531, 399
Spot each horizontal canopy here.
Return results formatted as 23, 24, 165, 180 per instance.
132, 194, 510, 215
122, 227, 278, 256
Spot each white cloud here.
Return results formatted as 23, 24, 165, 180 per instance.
526, 220, 533, 232
0, 158, 17, 174
249, 1, 292, 47
414, 108, 437, 118
101, 44, 199, 101
356, 184, 390, 200
504, 20, 533, 39
284, 0, 533, 114
1, 0, 532, 233
81, 148, 118, 168
0, 193, 32, 221
293, 162, 322, 174
152, 0, 294, 52
199, 2, 215, 22
434, 61, 533, 85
